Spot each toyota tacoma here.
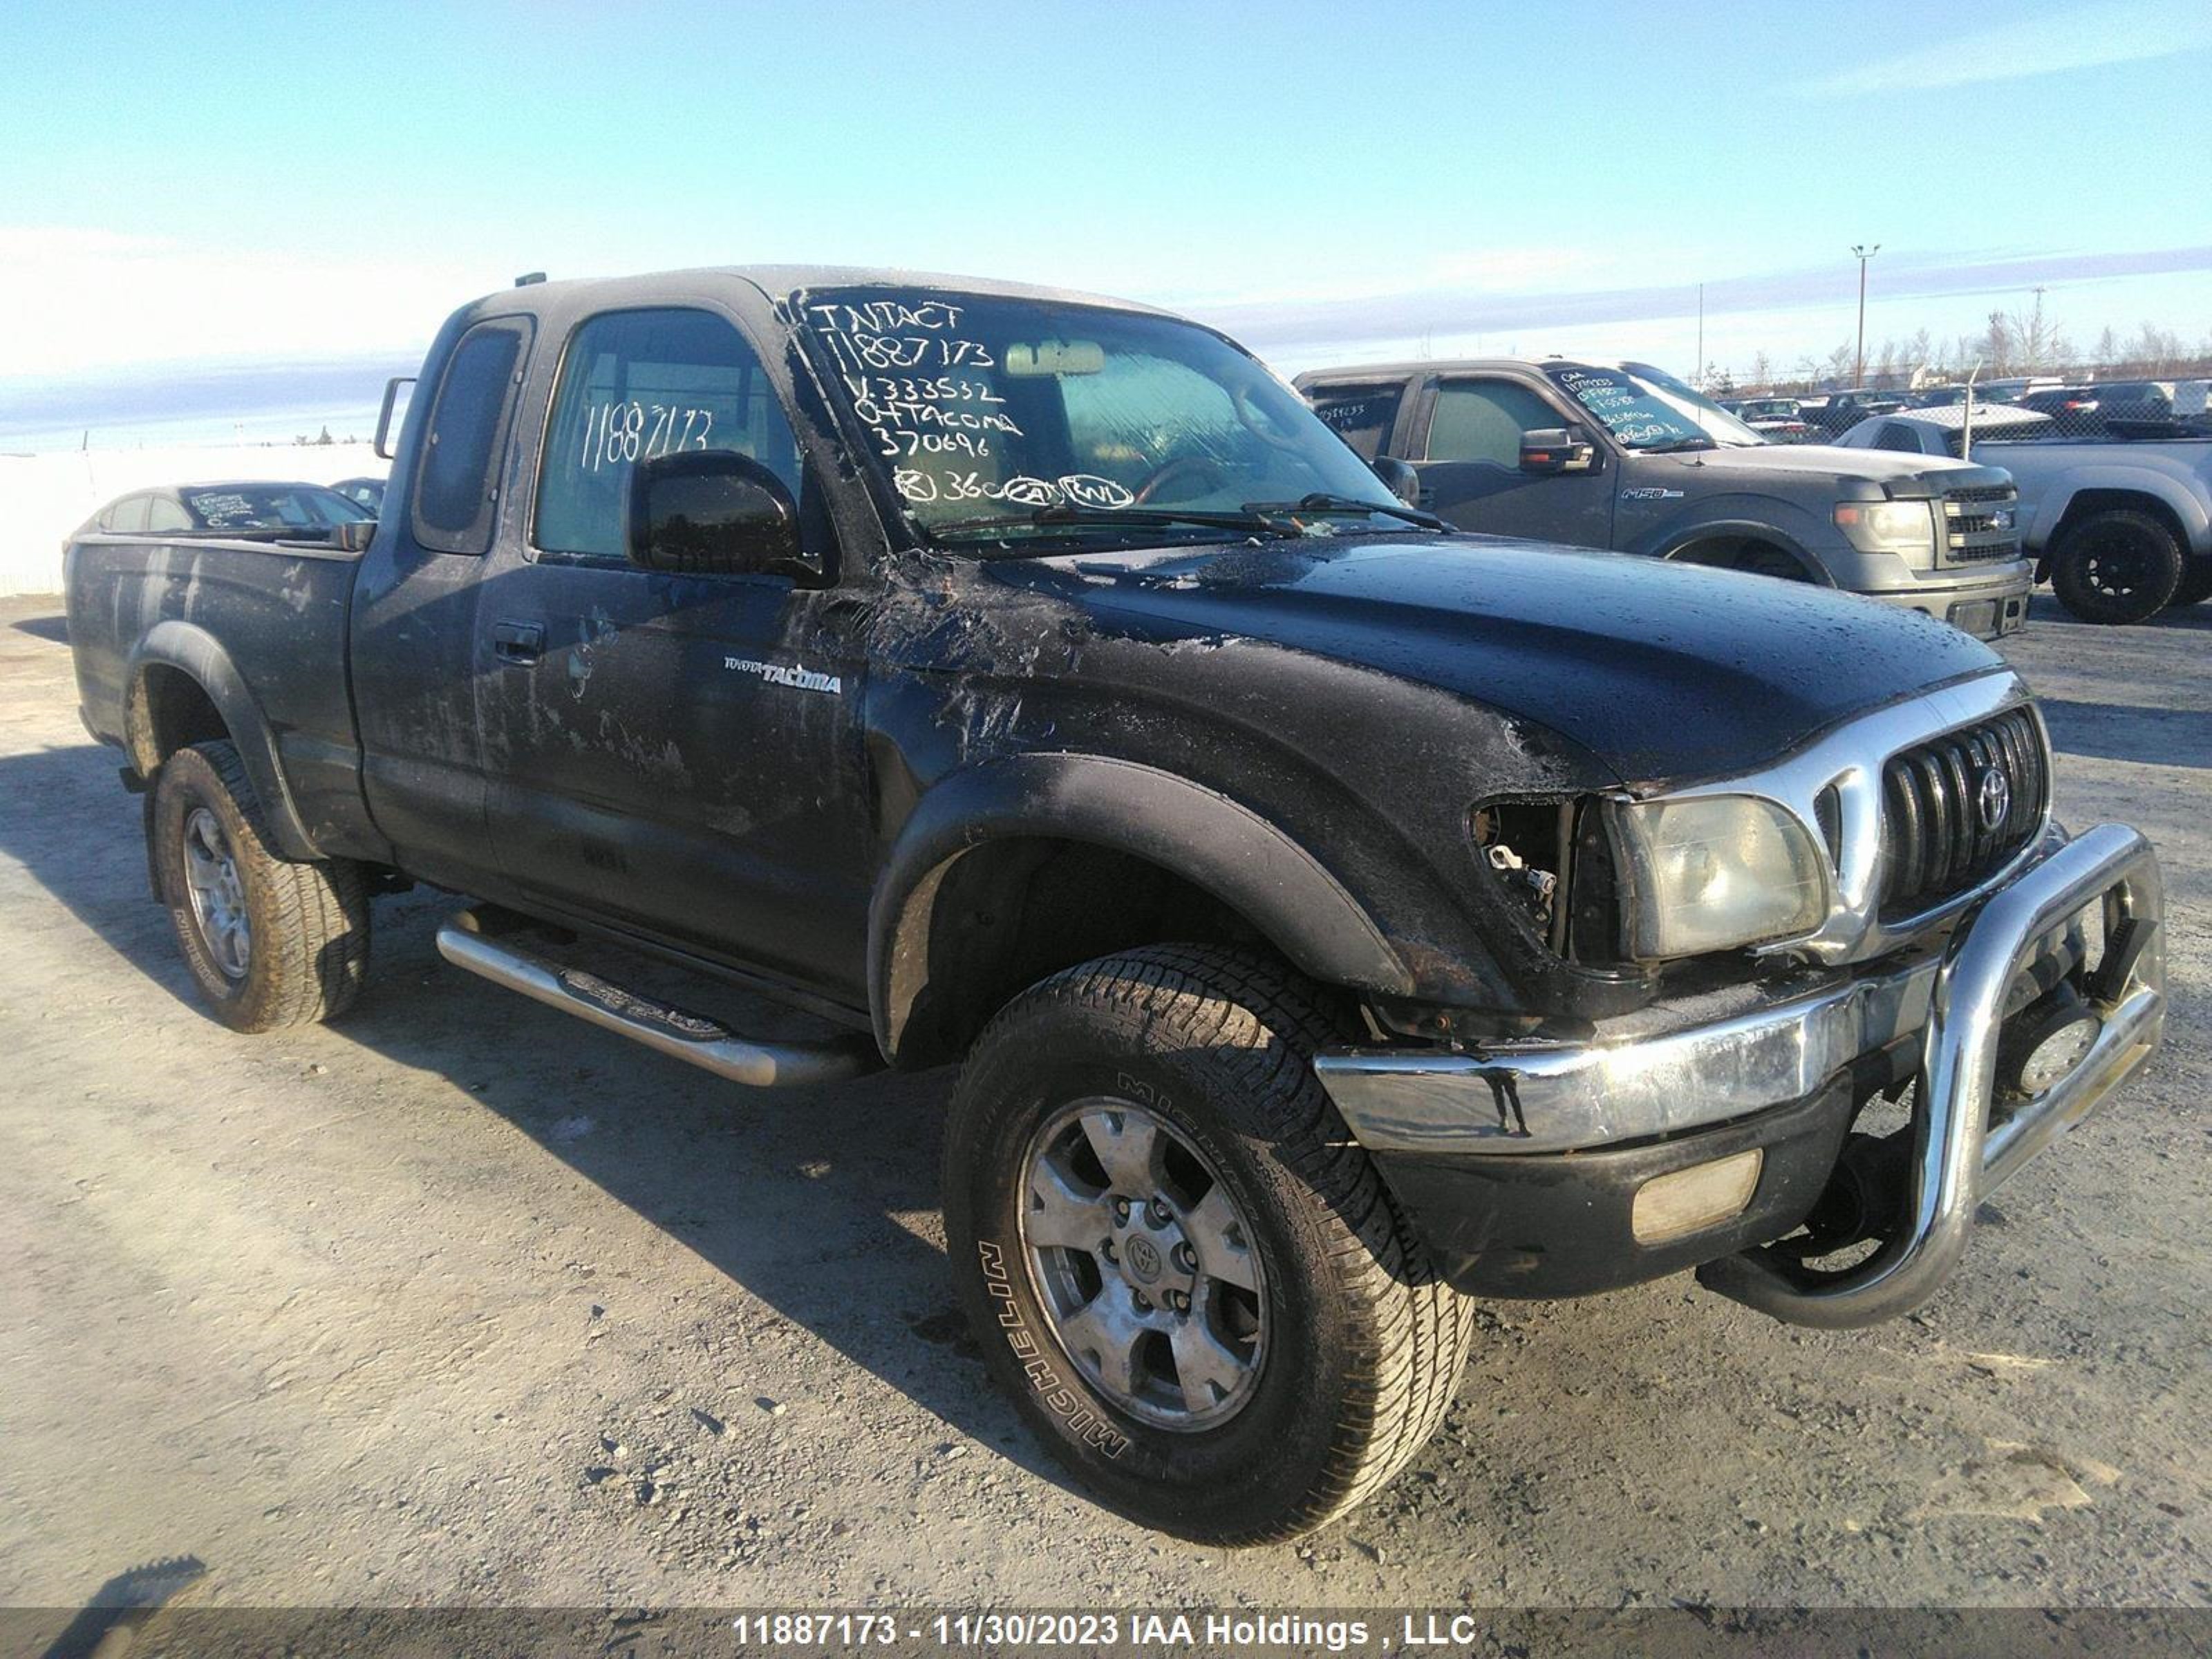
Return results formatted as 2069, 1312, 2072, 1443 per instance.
66, 268, 2164, 1544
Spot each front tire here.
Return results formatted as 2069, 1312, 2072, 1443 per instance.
942, 946, 1474, 1544
151, 740, 370, 1032
2049, 508, 2184, 624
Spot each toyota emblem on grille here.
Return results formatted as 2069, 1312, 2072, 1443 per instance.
1977, 765, 2012, 832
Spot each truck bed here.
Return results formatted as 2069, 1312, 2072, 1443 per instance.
66, 532, 369, 856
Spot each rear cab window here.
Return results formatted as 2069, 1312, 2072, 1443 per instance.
1306, 382, 1404, 460
104, 496, 151, 532
412, 318, 533, 555
533, 307, 805, 565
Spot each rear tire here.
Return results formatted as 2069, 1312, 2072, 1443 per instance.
942, 945, 1475, 1544
151, 740, 370, 1032
2049, 509, 2184, 624
2172, 559, 2212, 606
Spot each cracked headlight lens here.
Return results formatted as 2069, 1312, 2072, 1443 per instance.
1615, 795, 1829, 959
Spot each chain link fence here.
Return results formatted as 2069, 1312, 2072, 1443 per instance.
1713, 364, 2212, 446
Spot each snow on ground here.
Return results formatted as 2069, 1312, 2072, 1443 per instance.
0, 442, 386, 596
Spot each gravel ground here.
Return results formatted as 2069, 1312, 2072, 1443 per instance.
1, 592, 2206, 1621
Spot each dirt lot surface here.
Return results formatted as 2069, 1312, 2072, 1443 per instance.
2, 592, 2207, 1621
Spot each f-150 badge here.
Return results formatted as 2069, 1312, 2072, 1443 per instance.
1619, 487, 1686, 502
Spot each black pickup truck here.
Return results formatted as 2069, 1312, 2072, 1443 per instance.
66, 268, 2166, 1545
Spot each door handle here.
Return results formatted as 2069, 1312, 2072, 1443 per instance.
491, 621, 545, 665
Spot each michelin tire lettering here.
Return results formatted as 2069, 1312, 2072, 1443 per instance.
978, 1239, 1131, 1459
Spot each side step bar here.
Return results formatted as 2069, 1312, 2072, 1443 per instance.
435, 913, 880, 1089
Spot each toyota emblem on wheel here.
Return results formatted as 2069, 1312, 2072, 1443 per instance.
1978, 765, 2012, 832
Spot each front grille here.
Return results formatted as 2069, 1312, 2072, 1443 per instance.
1877, 707, 2047, 919
1940, 482, 2021, 562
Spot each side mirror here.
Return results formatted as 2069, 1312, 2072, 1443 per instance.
1519, 428, 1596, 475
625, 450, 809, 579
373, 376, 416, 461
332, 519, 377, 554
1371, 455, 1422, 507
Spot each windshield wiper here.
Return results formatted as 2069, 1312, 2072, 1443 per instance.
1635, 435, 1719, 453
928, 503, 1301, 545
1240, 491, 1448, 531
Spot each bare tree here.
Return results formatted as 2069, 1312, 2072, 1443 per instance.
2003, 291, 2068, 371
2130, 321, 2183, 373
1824, 340, 1855, 384
1751, 349, 1772, 392
2092, 326, 2119, 375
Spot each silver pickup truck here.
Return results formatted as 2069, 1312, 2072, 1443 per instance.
1835, 413, 2212, 624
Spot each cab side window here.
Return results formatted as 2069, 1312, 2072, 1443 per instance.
412, 318, 532, 556
1425, 379, 1563, 467
534, 308, 803, 565
146, 496, 191, 532
1307, 384, 1403, 460
104, 496, 151, 532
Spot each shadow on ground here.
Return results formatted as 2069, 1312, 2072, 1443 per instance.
2038, 699, 2212, 769
0, 740, 1069, 1499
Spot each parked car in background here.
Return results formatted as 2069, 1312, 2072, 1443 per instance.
1730, 397, 1814, 442
2018, 387, 2103, 435
1992, 429, 2212, 622
1833, 404, 2055, 458
1971, 377, 2064, 406
1835, 411, 2212, 622
1909, 386, 1975, 409
1801, 389, 1909, 435
71, 481, 371, 543
1299, 357, 2031, 637
2081, 380, 2212, 438
331, 476, 386, 515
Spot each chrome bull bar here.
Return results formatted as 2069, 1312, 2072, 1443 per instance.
1698, 821, 2166, 1329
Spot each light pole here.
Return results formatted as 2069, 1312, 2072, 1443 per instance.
1695, 282, 1705, 387
1852, 243, 1880, 386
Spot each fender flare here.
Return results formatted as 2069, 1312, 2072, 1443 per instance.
122, 620, 319, 861
1653, 518, 1830, 583
867, 753, 1413, 1060
2025, 466, 2212, 556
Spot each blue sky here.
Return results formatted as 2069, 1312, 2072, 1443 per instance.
2, 0, 2208, 449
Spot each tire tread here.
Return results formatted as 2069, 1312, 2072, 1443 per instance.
962, 944, 1475, 1544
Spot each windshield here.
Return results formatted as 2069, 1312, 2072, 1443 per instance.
1544, 362, 1767, 450
796, 288, 1407, 546
181, 485, 370, 530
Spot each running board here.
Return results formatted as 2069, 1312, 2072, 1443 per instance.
435, 914, 879, 1089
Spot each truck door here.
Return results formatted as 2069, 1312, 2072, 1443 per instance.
350, 314, 535, 896
1410, 375, 1615, 547
473, 305, 872, 1002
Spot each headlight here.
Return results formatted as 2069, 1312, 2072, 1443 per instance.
1614, 795, 1829, 959
1833, 499, 1936, 556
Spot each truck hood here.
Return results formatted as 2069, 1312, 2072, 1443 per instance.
1651, 442, 1996, 494
1002, 534, 2003, 785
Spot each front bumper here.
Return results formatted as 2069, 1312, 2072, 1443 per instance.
1317, 823, 2165, 1321
1871, 568, 2032, 638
